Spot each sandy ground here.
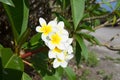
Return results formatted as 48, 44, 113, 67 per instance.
87, 27, 120, 80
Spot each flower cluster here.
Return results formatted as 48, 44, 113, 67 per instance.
36, 17, 73, 68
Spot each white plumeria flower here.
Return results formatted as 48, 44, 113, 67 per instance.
35, 17, 74, 68
64, 51, 74, 61
47, 32, 68, 50
56, 21, 68, 35
48, 44, 73, 59
64, 38, 73, 54
53, 51, 73, 68
36, 17, 57, 42
53, 58, 68, 68
48, 47, 64, 60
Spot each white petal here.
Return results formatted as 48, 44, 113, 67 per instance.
61, 61, 68, 68
36, 26, 41, 32
48, 41, 55, 49
57, 21, 64, 29
57, 43, 65, 50
57, 53, 65, 60
67, 45, 73, 54
48, 20, 57, 27
68, 38, 73, 44
39, 17, 46, 26
66, 54, 74, 61
53, 59, 60, 68
48, 20, 58, 32
62, 29, 69, 35
41, 34, 47, 42
64, 38, 73, 48
48, 50, 56, 59
61, 35, 68, 42
44, 41, 48, 46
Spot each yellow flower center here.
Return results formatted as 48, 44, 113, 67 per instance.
40, 24, 52, 35
51, 33, 61, 44
57, 58, 63, 62
53, 47, 62, 53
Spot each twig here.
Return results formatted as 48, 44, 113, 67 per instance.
93, 18, 120, 31
102, 44, 120, 51
94, 21, 109, 30
23, 60, 33, 67
102, 33, 120, 51
83, 14, 110, 21
20, 46, 48, 59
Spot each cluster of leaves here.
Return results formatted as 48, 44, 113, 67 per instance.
0, 0, 120, 80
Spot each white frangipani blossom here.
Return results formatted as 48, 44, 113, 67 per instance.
56, 21, 68, 35
36, 17, 73, 68
48, 47, 64, 60
46, 32, 68, 50
36, 17, 57, 42
53, 52, 73, 68
53, 58, 68, 68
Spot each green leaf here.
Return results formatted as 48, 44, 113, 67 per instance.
0, 0, 14, 7
31, 52, 55, 77
43, 73, 61, 80
78, 23, 94, 32
29, 33, 42, 46
79, 32, 100, 45
64, 67, 76, 80
75, 42, 82, 65
115, 10, 120, 17
3, 0, 29, 42
112, 15, 117, 25
0, 44, 3, 48
0, 47, 3, 79
75, 35, 88, 60
0, 48, 24, 71
22, 33, 43, 50
56, 67, 64, 76
20, 0, 29, 36
3, 68, 23, 80
94, 19, 100, 26
0, 48, 24, 80
43, 67, 64, 80
43, 76, 60, 80
70, 0, 85, 30
22, 72, 32, 80
62, 0, 70, 10
115, 0, 120, 10
18, 28, 30, 48
55, 12, 72, 29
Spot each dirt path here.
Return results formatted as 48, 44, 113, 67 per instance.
87, 27, 120, 80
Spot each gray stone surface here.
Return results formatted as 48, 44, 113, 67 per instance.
87, 27, 120, 80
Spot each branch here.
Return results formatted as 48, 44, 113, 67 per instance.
102, 44, 120, 51
23, 60, 33, 67
20, 46, 48, 59
94, 21, 109, 30
93, 18, 120, 30
102, 33, 120, 51
87, 19, 120, 51
83, 14, 110, 21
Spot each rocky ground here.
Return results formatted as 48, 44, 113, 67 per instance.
86, 27, 120, 80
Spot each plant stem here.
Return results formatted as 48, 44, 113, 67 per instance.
20, 46, 48, 58
23, 60, 33, 67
